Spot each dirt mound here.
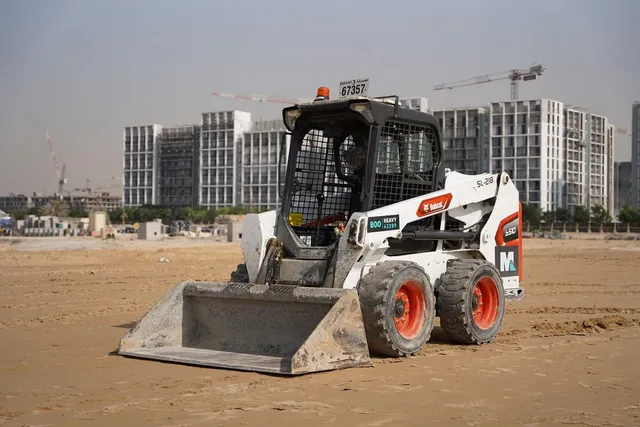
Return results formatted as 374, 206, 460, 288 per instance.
531, 315, 639, 336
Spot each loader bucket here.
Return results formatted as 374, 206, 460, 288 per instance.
118, 281, 371, 375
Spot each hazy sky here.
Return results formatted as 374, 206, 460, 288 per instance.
1, 0, 638, 196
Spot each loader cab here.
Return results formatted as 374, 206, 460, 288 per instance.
277, 88, 445, 259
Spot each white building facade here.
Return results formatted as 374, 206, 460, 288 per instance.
432, 98, 615, 213
563, 108, 614, 213
433, 106, 489, 175
586, 113, 609, 211
198, 111, 252, 209
122, 98, 615, 214
239, 119, 290, 210
123, 124, 162, 207
488, 99, 562, 211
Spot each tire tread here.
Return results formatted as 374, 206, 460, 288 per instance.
437, 259, 503, 345
359, 261, 434, 357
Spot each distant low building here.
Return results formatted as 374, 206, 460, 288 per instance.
0, 193, 122, 213
0, 194, 33, 213
66, 193, 122, 212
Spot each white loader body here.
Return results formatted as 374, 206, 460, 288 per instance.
119, 91, 525, 376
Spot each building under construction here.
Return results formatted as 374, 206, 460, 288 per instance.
0, 193, 122, 214
157, 125, 201, 208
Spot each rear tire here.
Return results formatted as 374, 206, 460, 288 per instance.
358, 261, 436, 357
228, 263, 249, 283
437, 259, 505, 344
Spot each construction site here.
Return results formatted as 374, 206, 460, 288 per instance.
1, 67, 639, 427
0, 129, 122, 214
1, 234, 639, 426
1, 81, 640, 427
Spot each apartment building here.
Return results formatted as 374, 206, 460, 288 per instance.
239, 119, 290, 210
586, 113, 610, 211
198, 111, 252, 209
157, 125, 200, 207
123, 124, 162, 207
433, 100, 556, 210
488, 99, 560, 211
433, 99, 615, 213
632, 102, 640, 209
433, 106, 489, 175
562, 108, 614, 213
564, 107, 587, 209
122, 97, 615, 214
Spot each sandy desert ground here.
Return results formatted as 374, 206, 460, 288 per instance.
1, 235, 640, 427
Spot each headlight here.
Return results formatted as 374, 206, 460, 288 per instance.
283, 108, 301, 131
349, 102, 375, 123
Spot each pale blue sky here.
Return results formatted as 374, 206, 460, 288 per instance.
1, 0, 638, 195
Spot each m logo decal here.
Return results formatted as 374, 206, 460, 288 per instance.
495, 246, 519, 277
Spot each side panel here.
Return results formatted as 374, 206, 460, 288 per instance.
477, 176, 522, 292
358, 171, 503, 242
335, 171, 522, 292
494, 202, 523, 282
240, 210, 278, 283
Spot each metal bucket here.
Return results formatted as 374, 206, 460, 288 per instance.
118, 282, 371, 375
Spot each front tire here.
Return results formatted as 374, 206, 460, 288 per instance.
437, 259, 505, 344
358, 261, 436, 357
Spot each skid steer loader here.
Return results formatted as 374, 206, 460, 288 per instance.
118, 87, 525, 375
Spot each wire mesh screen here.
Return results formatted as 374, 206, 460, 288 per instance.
289, 128, 354, 245
372, 120, 439, 210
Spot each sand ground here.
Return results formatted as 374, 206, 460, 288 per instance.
1, 236, 640, 427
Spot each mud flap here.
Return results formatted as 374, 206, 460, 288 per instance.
118, 282, 372, 375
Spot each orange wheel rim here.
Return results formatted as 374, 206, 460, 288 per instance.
472, 276, 499, 329
393, 280, 426, 339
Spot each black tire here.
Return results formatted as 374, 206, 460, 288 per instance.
358, 261, 436, 357
437, 259, 505, 344
228, 263, 249, 283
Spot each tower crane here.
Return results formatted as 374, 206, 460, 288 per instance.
45, 128, 67, 199
433, 63, 546, 101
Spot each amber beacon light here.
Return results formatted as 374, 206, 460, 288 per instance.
316, 86, 330, 100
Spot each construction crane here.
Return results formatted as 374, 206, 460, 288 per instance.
45, 128, 67, 199
433, 63, 546, 101
212, 91, 312, 105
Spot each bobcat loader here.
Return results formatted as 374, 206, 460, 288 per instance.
118, 87, 525, 375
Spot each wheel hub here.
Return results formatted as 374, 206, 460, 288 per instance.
392, 281, 427, 340
394, 298, 406, 317
472, 277, 499, 330
471, 293, 480, 310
